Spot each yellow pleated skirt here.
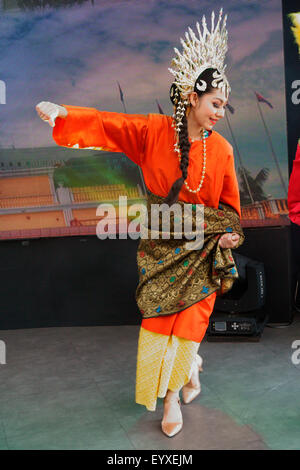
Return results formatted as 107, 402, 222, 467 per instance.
135, 327, 200, 411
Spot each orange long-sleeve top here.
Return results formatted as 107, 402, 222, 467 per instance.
52, 105, 241, 216
52, 106, 241, 342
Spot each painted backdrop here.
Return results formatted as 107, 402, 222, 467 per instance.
0, 0, 289, 238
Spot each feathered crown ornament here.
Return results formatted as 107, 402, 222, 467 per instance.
169, 9, 230, 100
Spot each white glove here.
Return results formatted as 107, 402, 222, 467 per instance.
35, 101, 67, 127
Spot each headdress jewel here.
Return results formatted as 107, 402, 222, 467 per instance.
168, 9, 230, 100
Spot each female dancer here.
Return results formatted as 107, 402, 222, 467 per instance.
36, 10, 244, 437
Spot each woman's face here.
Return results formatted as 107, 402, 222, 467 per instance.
189, 88, 228, 131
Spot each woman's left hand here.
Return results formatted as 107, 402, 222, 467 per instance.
218, 232, 240, 249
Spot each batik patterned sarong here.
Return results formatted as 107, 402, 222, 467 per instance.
136, 191, 245, 319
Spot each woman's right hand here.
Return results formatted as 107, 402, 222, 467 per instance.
35, 101, 68, 127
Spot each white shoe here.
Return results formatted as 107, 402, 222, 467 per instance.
182, 354, 203, 405
161, 392, 183, 438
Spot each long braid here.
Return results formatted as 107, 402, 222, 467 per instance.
164, 100, 191, 205
179, 111, 190, 181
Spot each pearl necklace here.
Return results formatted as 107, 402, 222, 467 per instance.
174, 128, 208, 194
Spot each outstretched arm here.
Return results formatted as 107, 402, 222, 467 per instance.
35, 102, 149, 167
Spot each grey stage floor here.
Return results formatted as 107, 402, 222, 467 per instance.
0, 313, 300, 450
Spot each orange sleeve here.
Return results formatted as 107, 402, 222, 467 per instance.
288, 141, 300, 226
219, 151, 241, 218
52, 105, 149, 166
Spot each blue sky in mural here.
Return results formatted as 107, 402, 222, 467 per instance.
0, 0, 287, 198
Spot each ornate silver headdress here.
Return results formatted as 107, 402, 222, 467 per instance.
168, 9, 230, 100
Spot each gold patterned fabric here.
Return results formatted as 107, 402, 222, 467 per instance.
136, 327, 199, 411
135, 191, 245, 319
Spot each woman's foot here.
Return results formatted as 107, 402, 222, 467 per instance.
161, 390, 183, 438
182, 354, 203, 404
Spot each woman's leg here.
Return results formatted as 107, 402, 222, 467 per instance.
135, 327, 170, 411
136, 326, 199, 409
136, 295, 216, 436
136, 295, 216, 409
157, 334, 200, 398
162, 389, 182, 437
159, 336, 199, 436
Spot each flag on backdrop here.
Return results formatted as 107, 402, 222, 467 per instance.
117, 82, 124, 103
156, 99, 164, 114
254, 91, 273, 109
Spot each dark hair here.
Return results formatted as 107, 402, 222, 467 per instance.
164, 68, 223, 206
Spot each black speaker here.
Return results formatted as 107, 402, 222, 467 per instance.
214, 253, 266, 314
0, 225, 294, 330
0, 236, 141, 330
234, 225, 293, 323
208, 253, 267, 340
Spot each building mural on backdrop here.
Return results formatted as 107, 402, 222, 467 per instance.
0, 0, 290, 239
